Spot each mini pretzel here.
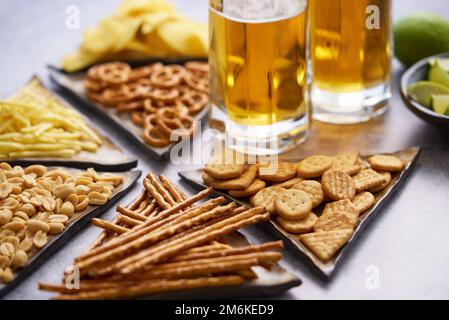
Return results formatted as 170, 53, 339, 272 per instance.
150, 66, 184, 89
116, 100, 144, 113
180, 90, 208, 115
131, 111, 144, 126
142, 114, 171, 147
128, 65, 153, 81
150, 88, 180, 103
97, 62, 131, 85
184, 61, 209, 75
102, 86, 135, 106
184, 73, 209, 93
155, 108, 195, 137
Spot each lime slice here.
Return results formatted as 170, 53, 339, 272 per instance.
408, 81, 449, 107
429, 58, 449, 71
431, 94, 449, 115
428, 60, 449, 88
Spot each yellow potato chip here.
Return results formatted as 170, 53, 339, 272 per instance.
157, 21, 208, 56
117, 0, 174, 16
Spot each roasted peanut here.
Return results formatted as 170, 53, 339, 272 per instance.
19, 238, 33, 252
0, 242, 15, 257
13, 211, 29, 222
19, 203, 36, 217
0, 183, 12, 199
53, 183, 75, 200
75, 185, 89, 195
1, 267, 13, 283
87, 191, 108, 205
48, 214, 69, 224
22, 175, 36, 188
24, 164, 47, 177
0, 209, 13, 225
0, 255, 8, 268
41, 197, 56, 211
33, 231, 47, 248
48, 222, 65, 234
66, 194, 78, 206
60, 201, 75, 217
0, 162, 12, 171
75, 195, 89, 212
11, 250, 28, 268
27, 220, 50, 233
3, 220, 25, 232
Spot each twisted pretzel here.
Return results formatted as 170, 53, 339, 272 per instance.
184, 73, 209, 94
97, 62, 131, 85
142, 114, 171, 147
180, 90, 208, 115
155, 108, 195, 138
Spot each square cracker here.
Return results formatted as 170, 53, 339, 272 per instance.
202, 164, 258, 190
299, 228, 354, 262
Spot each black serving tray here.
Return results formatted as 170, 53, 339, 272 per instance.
48, 59, 209, 160
179, 147, 421, 280
0, 166, 141, 297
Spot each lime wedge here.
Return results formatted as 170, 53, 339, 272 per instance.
428, 60, 449, 88
431, 94, 449, 115
408, 81, 449, 107
429, 58, 449, 71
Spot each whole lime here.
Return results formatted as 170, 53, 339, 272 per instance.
394, 13, 449, 67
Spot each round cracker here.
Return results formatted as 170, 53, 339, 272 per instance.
292, 180, 324, 208
367, 155, 404, 172
204, 163, 246, 180
368, 172, 392, 193
297, 155, 333, 178
274, 189, 312, 220
321, 170, 356, 201
277, 213, 318, 234
250, 186, 284, 213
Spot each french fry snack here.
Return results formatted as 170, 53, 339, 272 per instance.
0, 78, 102, 159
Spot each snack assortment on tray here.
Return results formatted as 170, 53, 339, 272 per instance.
0, 163, 124, 284
63, 0, 208, 72
0, 79, 102, 159
39, 173, 285, 299
84, 61, 208, 147
202, 152, 405, 262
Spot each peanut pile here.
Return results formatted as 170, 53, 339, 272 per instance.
0, 163, 123, 284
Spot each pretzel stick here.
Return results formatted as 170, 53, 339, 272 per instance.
75, 197, 225, 264
183, 243, 232, 254
91, 205, 246, 276
140, 199, 158, 216
143, 178, 171, 210
120, 258, 259, 281
127, 190, 147, 211
39, 280, 141, 294
116, 206, 146, 221
117, 214, 142, 227
91, 218, 128, 234
159, 175, 184, 202
53, 276, 245, 300
136, 198, 150, 213
117, 208, 269, 274
171, 241, 284, 262
146, 173, 176, 205
82, 202, 237, 275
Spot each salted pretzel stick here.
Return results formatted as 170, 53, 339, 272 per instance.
146, 173, 176, 206
127, 190, 147, 211
54, 276, 245, 300
117, 214, 142, 227
183, 243, 232, 254
80, 202, 236, 275
75, 197, 224, 263
116, 206, 146, 222
121, 258, 259, 281
140, 199, 158, 216
91, 218, 129, 234
159, 175, 184, 202
143, 178, 171, 210
118, 208, 269, 274
93, 205, 247, 275
39, 280, 141, 294
136, 198, 150, 213
171, 241, 284, 262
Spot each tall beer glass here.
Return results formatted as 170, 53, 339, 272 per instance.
310, 0, 392, 124
209, 0, 309, 155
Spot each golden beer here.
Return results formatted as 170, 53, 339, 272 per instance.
310, 0, 392, 123
209, 0, 309, 154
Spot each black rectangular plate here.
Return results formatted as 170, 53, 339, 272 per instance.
1, 77, 138, 171
0, 166, 141, 297
178, 147, 421, 280
47, 59, 209, 160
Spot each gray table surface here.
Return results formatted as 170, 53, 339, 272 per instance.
1, 0, 449, 300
